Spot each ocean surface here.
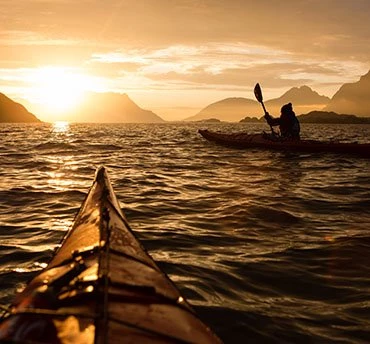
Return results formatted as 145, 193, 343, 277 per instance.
1, 122, 370, 343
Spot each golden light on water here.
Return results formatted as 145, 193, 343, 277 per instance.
46, 169, 76, 191
53, 121, 70, 133
45, 122, 77, 190
45, 218, 73, 233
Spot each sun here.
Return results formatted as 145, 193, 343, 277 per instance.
26, 66, 97, 120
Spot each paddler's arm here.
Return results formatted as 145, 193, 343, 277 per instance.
264, 112, 280, 126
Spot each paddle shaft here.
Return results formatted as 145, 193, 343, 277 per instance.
259, 100, 275, 135
254, 83, 276, 135
260, 102, 267, 115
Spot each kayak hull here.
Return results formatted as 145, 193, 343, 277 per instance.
0, 167, 221, 343
199, 129, 370, 157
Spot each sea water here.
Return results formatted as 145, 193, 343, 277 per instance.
1, 122, 370, 343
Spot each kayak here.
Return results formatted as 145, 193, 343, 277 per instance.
0, 167, 221, 343
199, 129, 370, 157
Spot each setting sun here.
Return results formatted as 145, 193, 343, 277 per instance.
25, 66, 98, 120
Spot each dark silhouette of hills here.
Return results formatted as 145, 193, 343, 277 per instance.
239, 116, 261, 123
0, 93, 41, 123
239, 111, 370, 124
186, 86, 329, 122
298, 111, 370, 124
73, 92, 165, 123
325, 70, 370, 117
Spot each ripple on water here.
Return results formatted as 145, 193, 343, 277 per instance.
1, 123, 370, 343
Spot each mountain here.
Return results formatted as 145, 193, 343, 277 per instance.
264, 86, 330, 115
0, 93, 41, 123
71, 92, 165, 123
325, 70, 370, 117
185, 86, 329, 122
185, 98, 260, 122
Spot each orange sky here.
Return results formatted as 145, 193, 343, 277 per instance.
1, 0, 370, 121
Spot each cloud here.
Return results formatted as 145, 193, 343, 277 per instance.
0, 0, 370, 116
1, 1, 370, 57
89, 42, 367, 92
2, 1, 370, 63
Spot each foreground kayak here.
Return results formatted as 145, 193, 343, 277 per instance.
0, 167, 221, 343
199, 129, 370, 157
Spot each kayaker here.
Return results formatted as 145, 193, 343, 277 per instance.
264, 103, 300, 139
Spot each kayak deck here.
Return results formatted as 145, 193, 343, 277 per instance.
0, 167, 221, 343
199, 129, 370, 157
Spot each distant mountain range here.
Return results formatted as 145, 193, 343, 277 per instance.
185, 69, 370, 122
0, 92, 164, 123
71, 92, 164, 123
186, 97, 260, 122
0, 93, 41, 123
324, 70, 370, 116
185, 86, 330, 122
1, 69, 370, 123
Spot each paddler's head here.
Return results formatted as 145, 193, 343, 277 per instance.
281, 102, 293, 115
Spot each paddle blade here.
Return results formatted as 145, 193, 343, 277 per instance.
254, 83, 263, 103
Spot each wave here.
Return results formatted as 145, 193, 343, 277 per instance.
86, 143, 123, 151
33, 142, 77, 151
1, 123, 370, 343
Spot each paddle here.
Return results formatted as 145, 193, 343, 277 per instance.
254, 83, 276, 135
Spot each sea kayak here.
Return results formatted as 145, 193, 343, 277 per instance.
199, 129, 370, 157
0, 167, 221, 343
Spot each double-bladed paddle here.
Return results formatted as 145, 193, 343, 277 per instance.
254, 83, 276, 135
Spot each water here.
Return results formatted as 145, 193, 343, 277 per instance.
1, 122, 370, 343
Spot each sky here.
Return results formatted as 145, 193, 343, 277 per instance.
1, 0, 370, 121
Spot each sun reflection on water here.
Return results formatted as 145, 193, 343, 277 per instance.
52, 121, 70, 133
46, 166, 78, 191
42, 121, 80, 191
